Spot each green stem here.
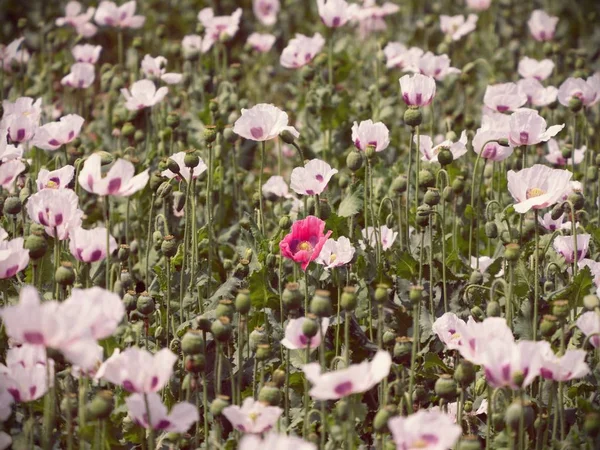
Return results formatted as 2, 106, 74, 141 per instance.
258, 141, 266, 234
533, 209, 540, 340
105, 197, 111, 290
143, 394, 155, 450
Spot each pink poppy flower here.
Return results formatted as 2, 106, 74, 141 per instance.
472, 128, 514, 162
95, 347, 177, 393
280, 33, 325, 69
262, 175, 291, 199
538, 342, 590, 381
72, 44, 102, 64
399, 73, 436, 107
316, 236, 355, 269
223, 398, 283, 433
0, 344, 52, 403
198, 7, 242, 52
126, 393, 199, 432
518, 78, 558, 107
64, 287, 125, 340
31, 114, 84, 151
557, 77, 599, 108
78, 153, 149, 197
352, 1, 399, 38
234, 104, 299, 142
279, 216, 332, 271
0, 228, 29, 279
0, 432, 9, 450
61, 62, 95, 89
69, 226, 117, 263
302, 350, 391, 400
578, 259, 600, 292
483, 82, 527, 113
518, 57, 554, 81
2, 96, 41, 144
121, 79, 168, 111
95, 1, 145, 28
0, 129, 23, 162
507, 164, 571, 214
26, 188, 83, 239
281, 317, 330, 350
317, 0, 358, 28
452, 317, 514, 364
352, 119, 390, 152
383, 43, 422, 71
538, 212, 570, 232
0, 159, 26, 192
240, 433, 316, 450
508, 108, 564, 146
0, 38, 30, 73
545, 139, 585, 166
418, 52, 460, 81
528, 10, 558, 41
56, 1, 98, 37
360, 225, 398, 251
440, 14, 478, 41
470, 256, 497, 274
445, 399, 488, 424
253, 0, 280, 26
416, 130, 468, 162
0, 388, 12, 421
247, 33, 276, 53
181, 35, 204, 58
432, 312, 467, 351
388, 409, 462, 450
36, 165, 75, 190
466, 0, 491, 11
161, 151, 207, 183
480, 339, 544, 389
577, 311, 600, 348
290, 159, 338, 196
140, 55, 182, 85
552, 234, 590, 264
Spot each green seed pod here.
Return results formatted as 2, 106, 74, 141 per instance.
505, 400, 534, 430
424, 188, 440, 206
346, 149, 364, 172
391, 175, 408, 194
540, 315, 558, 337
121, 122, 135, 137
235, 289, 251, 314
412, 385, 428, 404
393, 337, 412, 364
184, 354, 205, 373
583, 412, 600, 438
435, 374, 458, 400
416, 204, 431, 228
437, 147, 454, 166
409, 285, 424, 304
341, 286, 357, 311
184, 151, 200, 169
210, 396, 229, 417
442, 185, 454, 202
336, 400, 349, 420
249, 327, 268, 351
196, 315, 212, 332
272, 369, 286, 387
123, 290, 137, 312
258, 383, 281, 406
486, 300, 501, 317
504, 243, 520, 262
587, 166, 598, 182
404, 107, 422, 127
567, 191, 584, 210
161, 235, 178, 257
550, 203, 563, 220
256, 344, 271, 361
418, 169, 435, 189
56, 262, 75, 286
469, 270, 484, 285
204, 125, 217, 143
136, 292, 155, 316
373, 405, 397, 433
157, 181, 173, 198
215, 299, 235, 320
3, 196, 21, 215
551, 299, 570, 319
568, 96, 583, 113
118, 245, 130, 262
302, 317, 320, 340
382, 329, 396, 346
452, 176, 465, 194
454, 360, 476, 386
25, 233, 48, 260
485, 222, 498, 238
182, 330, 205, 355
282, 282, 303, 310
211, 317, 232, 342
86, 391, 114, 421
374, 284, 389, 304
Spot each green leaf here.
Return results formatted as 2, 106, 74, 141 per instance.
338, 185, 364, 217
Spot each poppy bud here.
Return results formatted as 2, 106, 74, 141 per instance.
393, 337, 412, 364
341, 286, 357, 311
403, 107, 422, 127
435, 374, 458, 400
418, 169, 435, 188
391, 175, 408, 194
123, 290, 137, 312
184, 151, 200, 169
256, 344, 271, 361
25, 233, 48, 259
471, 306, 484, 321
56, 262, 75, 286
437, 147, 454, 166
121, 122, 135, 137
211, 317, 232, 342
161, 235, 178, 257
587, 166, 597, 182
412, 385, 428, 403
567, 191, 584, 210
385, 214, 394, 228
486, 300, 501, 317
272, 369, 286, 388
454, 360, 476, 386
484, 222, 498, 238
157, 181, 173, 198
136, 292, 155, 316
182, 330, 204, 355
3, 196, 21, 215
346, 149, 364, 172
258, 383, 281, 406
173, 191, 186, 213
416, 205, 431, 228
409, 285, 424, 304
569, 96, 583, 113
504, 243, 520, 262
196, 315, 212, 332
204, 125, 217, 143
540, 315, 557, 337
210, 396, 229, 417
442, 186, 453, 202
583, 412, 600, 437
452, 176, 465, 194
336, 400, 349, 420
184, 354, 205, 373
505, 400, 534, 430
456, 436, 481, 450
167, 157, 180, 175
235, 289, 251, 314
302, 316, 319, 339
118, 245, 130, 262
166, 112, 180, 128
282, 282, 303, 310
374, 405, 397, 432
469, 270, 483, 285
249, 327, 268, 351
424, 188, 440, 206
86, 391, 114, 421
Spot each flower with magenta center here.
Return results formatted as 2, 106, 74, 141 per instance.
507, 164, 572, 214
222, 397, 283, 433
279, 215, 332, 271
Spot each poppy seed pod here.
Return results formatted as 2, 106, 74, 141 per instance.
255, 344, 271, 361
404, 106, 422, 127
184, 151, 200, 168
157, 181, 173, 198
505, 400, 534, 430
504, 243, 520, 262
211, 317, 232, 342
310, 290, 332, 317
258, 383, 281, 406
272, 369, 286, 387
3, 196, 21, 215
86, 391, 114, 421
551, 299, 570, 319
409, 285, 424, 304
540, 315, 558, 337
184, 354, 205, 373
161, 235, 178, 257
424, 188, 440, 206
373, 405, 397, 432
25, 233, 48, 259
583, 294, 600, 310
182, 330, 205, 355
374, 284, 389, 304
418, 169, 435, 188
452, 176, 465, 194
416, 204, 432, 228
282, 282, 303, 310
435, 374, 458, 400
56, 262, 75, 286
346, 149, 364, 172
393, 337, 412, 364
336, 400, 349, 420
166, 112, 180, 128
136, 292, 155, 316
210, 396, 230, 417
279, 215, 292, 230
204, 125, 217, 143
412, 385, 428, 403
568, 96, 583, 113
123, 290, 137, 312
235, 289, 251, 314
215, 299, 235, 320
302, 316, 319, 339
341, 286, 357, 311
454, 360, 476, 386
391, 175, 408, 194
121, 122, 135, 137
437, 147, 454, 166
249, 327, 268, 351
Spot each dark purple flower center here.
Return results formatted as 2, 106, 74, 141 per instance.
334, 380, 354, 396
250, 127, 264, 139
23, 331, 45, 345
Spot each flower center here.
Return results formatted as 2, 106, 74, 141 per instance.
297, 241, 313, 252
46, 180, 58, 189
329, 254, 337, 263
248, 412, 259, 422
526, 187, 546, 199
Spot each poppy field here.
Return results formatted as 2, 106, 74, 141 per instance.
1, 0, 600, 449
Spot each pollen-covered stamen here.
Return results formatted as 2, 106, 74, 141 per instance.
329, 254, 337, 264
526, 187, 546, 199
46, 180, 59, 189
297, 241, 313, 252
